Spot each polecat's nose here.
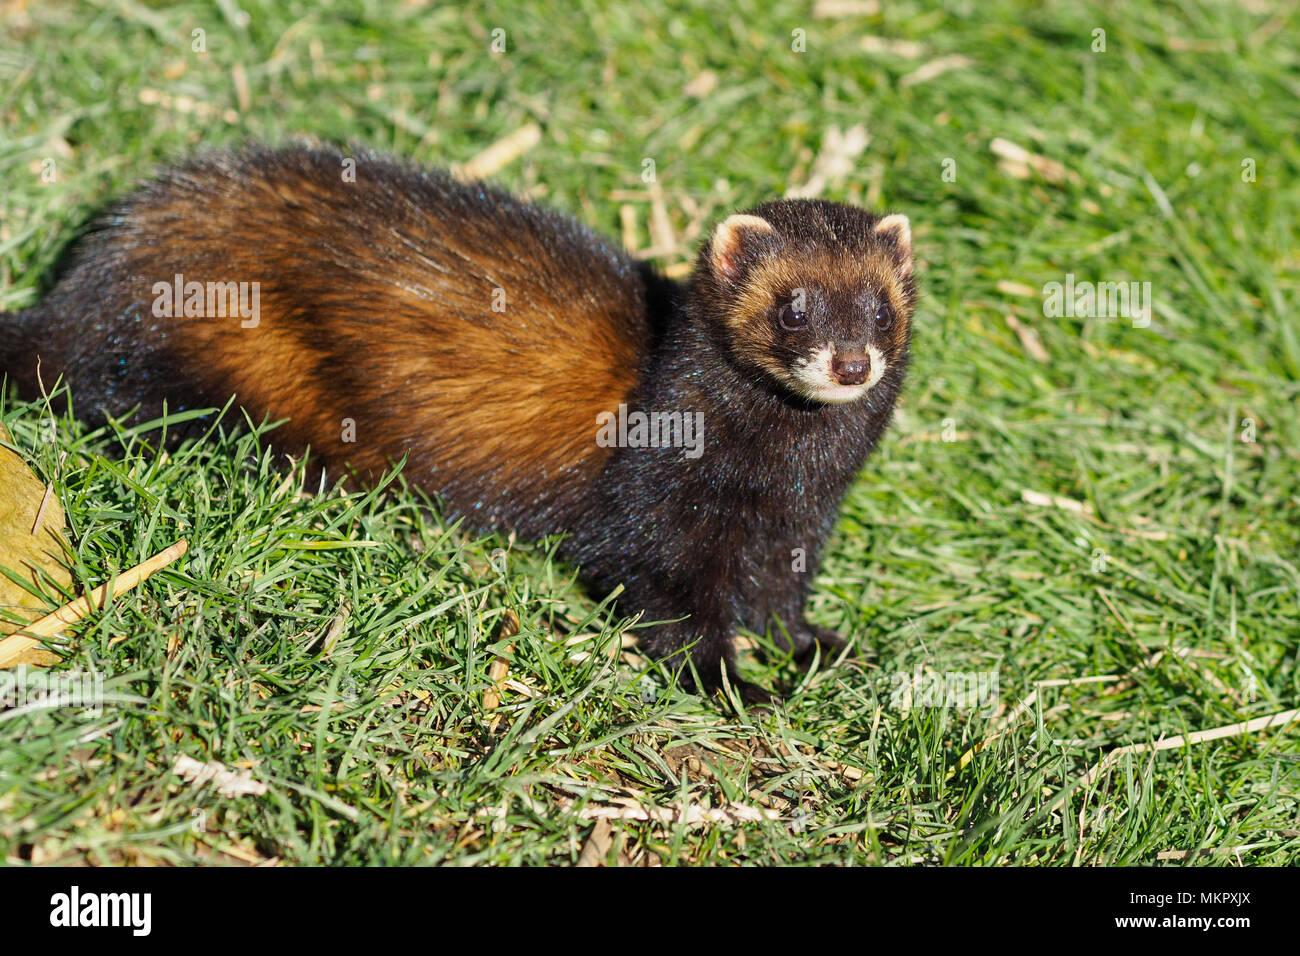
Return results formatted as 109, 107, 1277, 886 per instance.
831, 355, 870, 386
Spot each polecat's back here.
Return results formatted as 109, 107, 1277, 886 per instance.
4, 145, 651, 531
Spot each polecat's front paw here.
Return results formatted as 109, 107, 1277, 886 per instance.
793, 625, 850, 671
692, 669, 781, 708
729, 675, 780, 708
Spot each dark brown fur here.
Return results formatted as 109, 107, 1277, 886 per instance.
1, 143, 916, 702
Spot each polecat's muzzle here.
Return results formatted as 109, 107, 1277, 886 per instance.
831, 354, 870, 386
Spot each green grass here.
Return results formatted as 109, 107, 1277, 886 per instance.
1, 0, 1298, 865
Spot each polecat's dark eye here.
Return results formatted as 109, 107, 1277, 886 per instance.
779, 304, 809, 331
873, 304, 892, 330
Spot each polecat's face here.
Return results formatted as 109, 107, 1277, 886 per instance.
699, 202, 916, 406
764, 280, 896, 405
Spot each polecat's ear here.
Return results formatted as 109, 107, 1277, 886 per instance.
709, 214, 777, 283
873, 214, 912, 275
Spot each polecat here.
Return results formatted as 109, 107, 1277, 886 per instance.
0, 144, 916, 703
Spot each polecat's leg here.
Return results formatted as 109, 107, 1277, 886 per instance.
754, 543, 851, 668
588, 526, 781, 704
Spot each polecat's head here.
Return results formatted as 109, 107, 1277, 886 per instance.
692, 199, 916, 406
